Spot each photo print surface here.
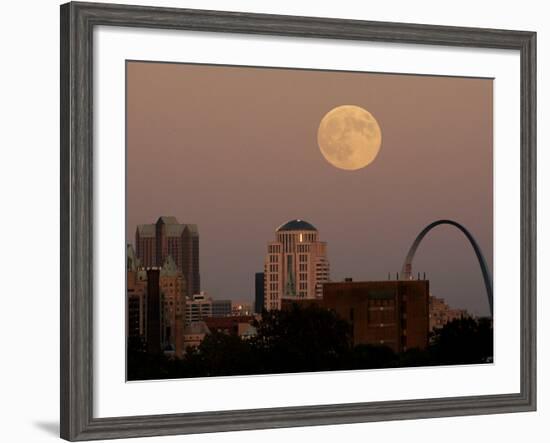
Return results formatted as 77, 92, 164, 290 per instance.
125, 61, 493, 381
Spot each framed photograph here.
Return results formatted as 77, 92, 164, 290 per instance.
60, 1, 536, 441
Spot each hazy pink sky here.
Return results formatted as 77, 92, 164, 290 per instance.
127, 61, 493, 316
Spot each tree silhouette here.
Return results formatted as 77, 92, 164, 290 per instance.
182, 331, 258, 377
252, 304, 352, 373
127, 304, 494, 380
344, 344, 397, 370
429, 317, 493, 365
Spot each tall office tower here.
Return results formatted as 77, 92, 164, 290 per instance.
126, 244, 187, 356
126, 244, 147, 341
263, 219, 330, 311
145, 268, 161, 355
254, 272, 265, 314
135, 216, 200, 297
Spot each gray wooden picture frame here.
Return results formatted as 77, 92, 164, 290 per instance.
60, 1, 537, 441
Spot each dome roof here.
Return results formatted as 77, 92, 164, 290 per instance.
276, 219, 317, 232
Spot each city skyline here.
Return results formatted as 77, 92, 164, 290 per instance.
128, 215, 486, 318
127, 212, 485, 374
127, 61, 493, 316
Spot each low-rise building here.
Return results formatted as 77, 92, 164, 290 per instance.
204, 315, 256, 336
212, 299, 232, 317
183, 321, 210, 351
429, 296, 470, 331
186, 292, 212, 324
231, 301, 253, 317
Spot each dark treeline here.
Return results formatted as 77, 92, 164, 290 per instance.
127, 304, 493, 381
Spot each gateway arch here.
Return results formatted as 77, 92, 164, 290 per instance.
401, 219, 493, 317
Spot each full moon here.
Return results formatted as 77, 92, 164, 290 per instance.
317, 105, 382, 171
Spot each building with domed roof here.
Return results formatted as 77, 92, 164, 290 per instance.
264, 219, 330, 310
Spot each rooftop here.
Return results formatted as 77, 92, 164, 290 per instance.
157, 216, 179, 225
136, 224, 155, 237
276, 219, 317, 232
184, 321, 210, 335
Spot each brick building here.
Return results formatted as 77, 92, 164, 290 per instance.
204, 315, 256, 336
322, 279, 429, 352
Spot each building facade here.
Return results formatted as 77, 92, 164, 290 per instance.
135, 216, 200, 297
145, 268, 162, 355
185, 292, 213, 324
127, 245, 147, 341
263, 219, 330, 310
126, 245, 187, 356
204, 315, 256, 336
254, 272, 265, 313
159, 255, 187, 356
323, 279, 429, 353
231, 301, 253, 317
429, 295, 470, 331
212, 299, 232, 317
183, 321, 210, 351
